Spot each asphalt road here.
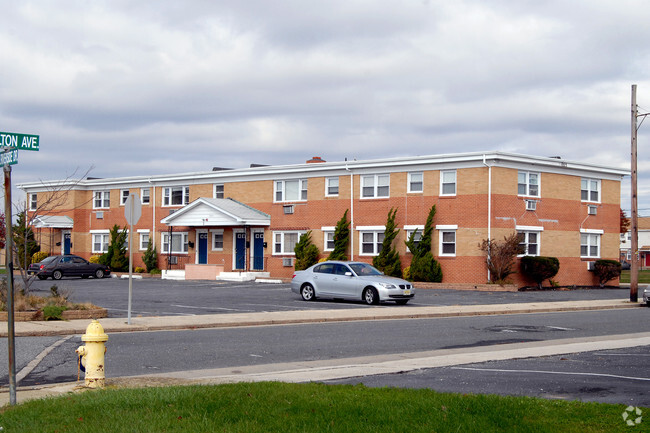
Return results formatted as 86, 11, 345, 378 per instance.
20, 276, 639, 317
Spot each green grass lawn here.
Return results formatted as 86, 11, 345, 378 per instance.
0, 382, 645, 432
619, 269, 650, 284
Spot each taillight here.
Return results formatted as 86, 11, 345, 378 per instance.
39, 265, 44, 270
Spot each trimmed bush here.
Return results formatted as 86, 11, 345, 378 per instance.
43, 304, 66, 321
89, 255, 102, 264
591, 259, 622, 287
520, 256, 560, 289
134, 267, 146, 273
32, 251, 49, 264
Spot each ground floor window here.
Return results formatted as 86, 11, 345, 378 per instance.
92, 232, 110, 254
580, 232, 601, 258
274, 231, 304, 255
517, 231, 539, 256
405, 225, 424, 253
162, 232, 189, 254
439, 231, 456, 256
212, 230, 224, 250
359, 231, 384, 256
139, 231, 150, 250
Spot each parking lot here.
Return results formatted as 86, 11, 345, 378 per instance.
20, 275, 635, 318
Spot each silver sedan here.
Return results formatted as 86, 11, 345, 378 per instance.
291, 261, 414, 305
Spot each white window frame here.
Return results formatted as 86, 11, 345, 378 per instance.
322, 226, 335, 251
93, 191, 110, 209
273, 231, 306, 255
141, 188, 150, 205
161, 232, 189, 254
436, 225, 457, 257
580, 229, 603, 258
516, 225, 543, 257
275, 179, 308, 202
361, 174, 390, 199
440, 170, 456, 196
358, 226, 385, 256
138, 230, 150, 251
408, 172, 423, 193
405, 225, 424, 253
581, 178, 600, 203
211, 229, 224, 251
518, 171, 540, 197
91, 230, 110, 254
29, 193, 37, 211
214, 184, 224, 199
162, 186, 190, 207
120, 189, 130, 206
325, 177, 339, 197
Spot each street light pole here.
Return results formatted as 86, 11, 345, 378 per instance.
630, 84, 639, 303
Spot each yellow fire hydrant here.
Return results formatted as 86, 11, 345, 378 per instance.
76, 320, 108, 388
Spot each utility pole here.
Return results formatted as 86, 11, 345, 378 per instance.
630, 84, 646, 303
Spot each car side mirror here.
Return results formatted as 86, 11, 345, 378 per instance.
345, 272, 353, 277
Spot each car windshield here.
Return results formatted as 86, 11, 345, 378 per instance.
348, 263, 382, 276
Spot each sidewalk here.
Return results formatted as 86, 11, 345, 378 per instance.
1, 298, 646, 406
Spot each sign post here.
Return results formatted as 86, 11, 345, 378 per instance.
1, 131, 39, 406
124, 193, 142, 325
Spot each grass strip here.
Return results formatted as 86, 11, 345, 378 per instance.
620, 269, 650, 284
0, 382, 645, 432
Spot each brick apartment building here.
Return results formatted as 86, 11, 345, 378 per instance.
18, 151, 628, 287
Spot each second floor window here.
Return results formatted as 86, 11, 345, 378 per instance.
93, 191, 110, 209
326, 177, 339, 196
275, 179, 307, 202
408, 173, 423, 193
121, 189, 130, 205
361, 174, 389, 198
141, 188, 150, 204
214, 184, 224, 199
581, 178, 600, 202
518, 171, 540, 197
163, 186, 189, 206
29, 193, 37, 211
440, 170, 456, 195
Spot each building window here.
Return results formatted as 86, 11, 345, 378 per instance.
121, 189, 130, 205
581, 233, 601, 258
93, 191, 110, 209
273, 231, 305, 254
275, 179, 308, 202
139, 232, 150, 250
359, 230, 385, 255
162, 232, 189, 254
212, 230, 224, 250
214, 184, 224, 199
518, 171, 540, 197
405, 226, 424, 253
581, 178, 600, 202
92, 232, 110, 253
440, 231, 456, 256
29, 193, 37, 211
408, 172, 423, 193
517, 231, 540, 256
322, 228, 335, 251
163, 186, 190, 207
440, 170, 456, 196
361, 174, 389, 198
141, 188, 150, 205
326, 177, 339, 196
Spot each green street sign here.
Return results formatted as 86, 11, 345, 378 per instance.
0, 131, 39, 151
0, 150, 18, 165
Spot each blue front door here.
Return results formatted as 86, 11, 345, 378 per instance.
63, 233, 71, 255
198, 233, 208, 264
253, 232, 264, 270
235, 232, 246, 270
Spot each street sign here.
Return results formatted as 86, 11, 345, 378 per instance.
0, 150, 18, 166
0, 131, 40, 151
124, 193, 142, 225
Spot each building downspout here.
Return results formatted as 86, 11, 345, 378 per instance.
483, 154, 492, 282
345, 160, 354, 261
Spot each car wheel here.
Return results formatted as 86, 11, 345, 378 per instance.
52, 270, 63, 280
37, 275, 47, 280
363, 287, 379, 305
395, 300, 409, 305
300, 284, 315, 301
95, 269, 105, 279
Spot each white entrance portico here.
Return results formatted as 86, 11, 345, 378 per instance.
160, 198, 270, 280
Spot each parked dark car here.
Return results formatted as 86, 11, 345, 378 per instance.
27, 255, 110, 280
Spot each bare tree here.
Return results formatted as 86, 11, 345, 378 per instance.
478, 232, 521, 284
10, 167, 94, 293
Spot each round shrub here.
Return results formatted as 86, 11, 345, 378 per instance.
89, 255, 102, 264
31, 251, 49, 264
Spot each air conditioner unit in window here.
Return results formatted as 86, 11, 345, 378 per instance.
587, 261, 596, 271
283, 205, 294, 214
95, 212, 103, 219
588, 205, 597, 215
282, 257, 293, 267
167, 256, 178, 265
525, 200, 537, 211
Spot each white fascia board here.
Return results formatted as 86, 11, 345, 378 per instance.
580, 228, 605, 234
321, 226, 335, 231
516, 225, 544, 231
356, 225, 385, 231
404, 225, 425, 230
435, 225, 458, 230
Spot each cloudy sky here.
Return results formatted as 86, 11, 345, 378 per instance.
1, 1, 649, 214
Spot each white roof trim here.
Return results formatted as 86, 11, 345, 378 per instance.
161, 198, 270, 227
436, 225, 458, 230
516, 225, 545, 231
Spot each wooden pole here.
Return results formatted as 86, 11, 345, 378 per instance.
4, 164, 16, 405
631, 84, 639, 303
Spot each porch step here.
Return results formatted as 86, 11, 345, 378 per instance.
217, 272, 271, 282
161, 270, 186, 280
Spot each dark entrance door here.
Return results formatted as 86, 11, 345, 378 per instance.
63, 233, 71, 255
253, 232, 264, 270
235, 232, 246, 270
198, 232, 208, 264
